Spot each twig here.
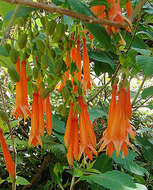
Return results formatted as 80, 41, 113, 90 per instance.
0, 81, 16, 190
87, 64, 121, 104
133, 94, 153, 111
22, 153, 51, 189
0, 0, 148, 29
126, 10, 142, 53
132, 75, 147, 106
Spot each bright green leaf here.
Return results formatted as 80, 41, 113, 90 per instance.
16, 176, 30, 185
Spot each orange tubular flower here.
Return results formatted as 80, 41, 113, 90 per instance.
107, 0, 132, 34
126, 0, 132, 17
99, 83, 135, 157
78, 96, 97, 160
29, 76, 53, 146
28, 92, 42, 147
64, 96, 97, 165
0, 129, 15, 179
83, 37, 91, 90
13, 59, 31, 121
64, 103, 80, 165
45, 96, 53, 135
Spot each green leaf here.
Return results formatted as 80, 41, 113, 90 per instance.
136, 31, 153, 41
89, 107, 107, 123
93, 154, 112, 173
125, 183, 147, 190
89, 0, 108, 7
132, 48, 151, 56
0, 1, 15, 17
136, 56, 153, 77
67, 0, 112, 50
81, 171, 136, 190
112, 151, 148, 176
52, 115, 65, 134
73, 168, 83, 177
16, 176, 30, 185
136, 136, 153, 162
89, 50, 115, 69
4, 6, 35, 22
0, 46, 9, 56
141, 86, 153, 99
124, 33, 146, 49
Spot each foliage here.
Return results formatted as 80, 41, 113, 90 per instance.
0, 0, 153, 190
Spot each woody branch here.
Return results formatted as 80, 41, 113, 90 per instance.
1, 0, 148, 28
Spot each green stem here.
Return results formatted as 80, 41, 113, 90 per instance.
132, 75, 147, 106
70, 176, 75, 190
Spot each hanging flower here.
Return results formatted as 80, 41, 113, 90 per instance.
99, 82, 136, 157
29, 77, 53, 146
64, 103, 80, 165
28, 92, 42, 147
0, 129, 15, 179
78, 96, 97, 160
13, 59, 31, 121
64, 96, 97, 165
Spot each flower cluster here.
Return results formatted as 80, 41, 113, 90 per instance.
99, 80, 136, 157
64, 96, 97, 165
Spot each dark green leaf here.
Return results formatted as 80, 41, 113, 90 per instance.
136, 136, 153, 162
81, 171, 136, 190
136, 56, 153, 76
93, 154, 112, 173
89, 0, 108, 7
52, 115, 65, 134
0, 46, 9, 56
89, 107, 107, 123
124, 33, 146, 49
112, 151, 148, 176
89, 50, 115, 69
141, 86, 153, 99
68, 0, 112, 50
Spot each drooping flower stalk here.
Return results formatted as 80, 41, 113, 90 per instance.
13, 59, 31, 121
0, 129, 15, 179
99, 81, 136, 157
